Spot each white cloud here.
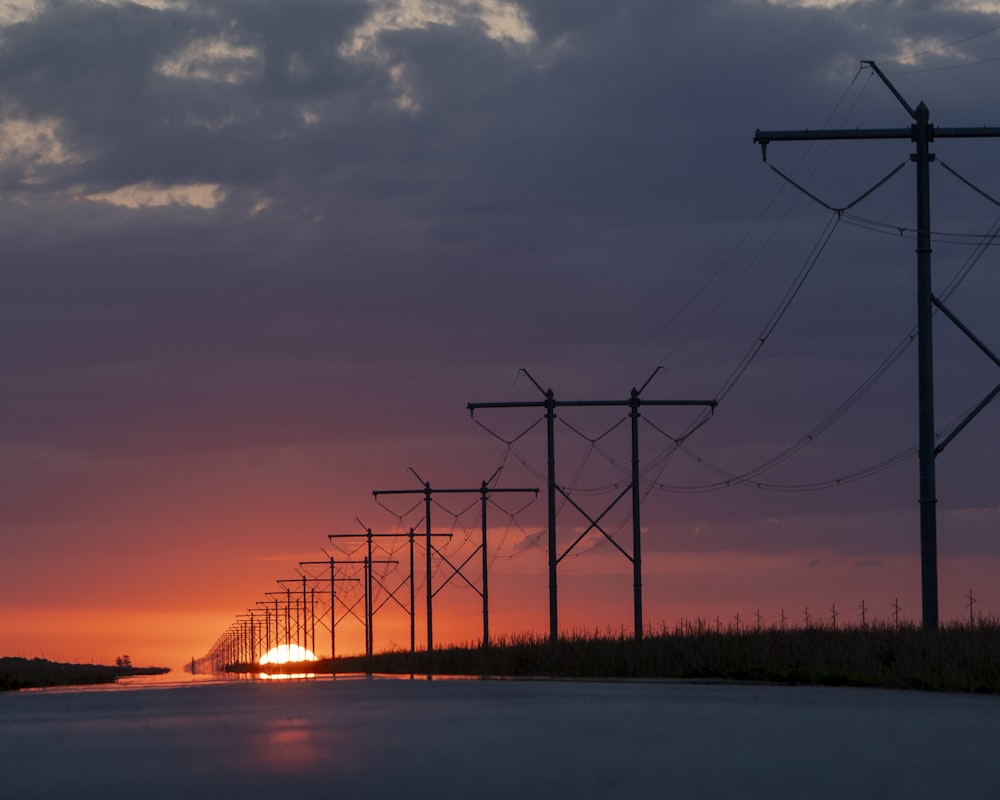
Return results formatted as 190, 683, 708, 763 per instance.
157, 36, 263, 84
0, 0, 190, 26
341, 0, 535, 59
340, 0, 537, 112
84, 181, 225, 209
0, 0, 41, 27
0, 116, 84, 176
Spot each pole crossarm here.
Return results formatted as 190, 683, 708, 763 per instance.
755, 60, 1000, 628
754, 127, 1000, 163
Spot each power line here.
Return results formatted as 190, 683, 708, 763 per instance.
881, 23, 1000, 66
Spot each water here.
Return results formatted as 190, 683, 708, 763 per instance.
3, 677, 999, 798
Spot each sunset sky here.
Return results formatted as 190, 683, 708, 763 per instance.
4, 0, 1000, 670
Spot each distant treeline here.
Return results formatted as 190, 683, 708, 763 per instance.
0, 657, 169, 691
228, 619, 1000, 693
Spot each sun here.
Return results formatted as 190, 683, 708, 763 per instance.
259, 643, 318, 666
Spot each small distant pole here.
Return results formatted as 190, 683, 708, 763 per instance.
734, 612, 741, 633
755, 609, 762, 632
859, 599, 868, 629
967, 589, 977, 627
803, 606, 811, 628
780, 609, 787, 631
830, 603, 838, 630
893, 598, 902, 628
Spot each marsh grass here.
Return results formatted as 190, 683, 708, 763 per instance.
236, 617, 1000, 692
0, 657, 169, 691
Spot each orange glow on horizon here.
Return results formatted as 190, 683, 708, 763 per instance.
258, 643, 318, 680
259, 643, 317, 666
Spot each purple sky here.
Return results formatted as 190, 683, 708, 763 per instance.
3, 0, 1000, 665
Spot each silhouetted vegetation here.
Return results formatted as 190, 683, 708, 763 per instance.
0, 657, 169, 691
228, 618, 1000, 693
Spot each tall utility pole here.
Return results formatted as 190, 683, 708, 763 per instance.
378, 470, 514, 652
278, 578, 307, 650
376, 467, 536, 649
300, 556, 360, 663
328, 525, 400, 662
469, 370, 715, 641
263, 592, 283, 650
755, 60, 1000, 628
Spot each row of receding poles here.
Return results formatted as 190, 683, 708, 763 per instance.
195, 467, 542, 673
197, 368, 717, 673
193, 66, 997, 676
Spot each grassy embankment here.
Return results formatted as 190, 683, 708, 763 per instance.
0, 657, 170, 691
231, 619, 1000, 693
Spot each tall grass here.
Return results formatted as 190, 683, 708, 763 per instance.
234, 617, 1000, 693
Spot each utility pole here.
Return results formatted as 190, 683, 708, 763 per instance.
265, 588, 292, 649
263, 592, 283, 651
475, 472, 538, 647
469, 369, 715, 641
377, 470, 512, 652
254, 601, 272, 656
376, 467, 535, 650
278, 578, 307, 651
300, 556, 360, 664
328, 524, 400, 663
755, 60, 1000, 628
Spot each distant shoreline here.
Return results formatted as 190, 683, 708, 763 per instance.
0, 657, 170, 691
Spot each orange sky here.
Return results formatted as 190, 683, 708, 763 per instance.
5, 546, 997, 671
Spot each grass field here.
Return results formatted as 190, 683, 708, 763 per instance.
231, 619, 1000, 693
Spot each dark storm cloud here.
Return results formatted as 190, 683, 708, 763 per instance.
2, 0, 1000, 554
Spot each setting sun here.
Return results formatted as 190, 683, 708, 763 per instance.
259, 644, 317, 666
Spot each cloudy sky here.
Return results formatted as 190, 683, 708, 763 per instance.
3, 0, 1000, 667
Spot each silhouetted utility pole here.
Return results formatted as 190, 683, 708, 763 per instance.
376, 467, 536, 649
469, 369, 715, 641
328, 524, 399, 664
376, 470, 496, 653
300, 556, 360, 664
264, 589, 291, 649
278, 577, 308, 650
254, 601, 272, 655
755, 60, 1000, 629
313, 557, 370, 664
236, 613, 254, 663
